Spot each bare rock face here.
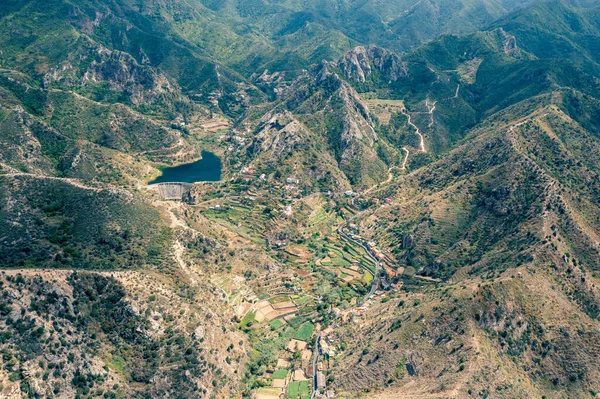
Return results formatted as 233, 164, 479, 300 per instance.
85, 49, 173, 105
497, 28, 522, 58
337, 45, 408, 83
337, 82, 387, 185
0, 107, 57, 176
43, 37, 176, 106
402, 233, 414, 249
248, 109, 350, 190
250, 111, 306, 157
274, 62, 389, 188
405, 351, 421, 376
22, 361, 47, 398
331, 78, 388, 187
193, 325, 205, 340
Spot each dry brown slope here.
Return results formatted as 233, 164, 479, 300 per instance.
329, 93, 600, 398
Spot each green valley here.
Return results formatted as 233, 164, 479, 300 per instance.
1, 0, 600, 398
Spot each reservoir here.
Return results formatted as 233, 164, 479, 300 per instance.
149, 151, 222, 184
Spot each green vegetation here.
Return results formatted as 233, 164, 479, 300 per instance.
0, 272, 220, 398
240, 312, 256, 328
288, 380, 310, 398
258, 387, 282, 396
0, 176, 172, 270
272, 369, 288, 379
269, 319, 284, 330
293, 323, 315, 341
299, 380, 310, 395
288, 381, 300, 397
3, 0, 600, 398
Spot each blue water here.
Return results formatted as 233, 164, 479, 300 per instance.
149, 151, 222, 184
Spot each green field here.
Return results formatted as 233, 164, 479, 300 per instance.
269, 319, 284, 330
273, 369, 288, 379
294, 296, 311, 305
331, 258, 351, 266
240, 311, 255, 327
286, 380, 309, 398
299, 380, 310, 394
269, 295, 290, 304
258, 387, 282, 396
361, 259, 376, 273
288, 381, 300, 397
327, 247, 345, 258
293, 322, 315, 341
344, 245, 362, 258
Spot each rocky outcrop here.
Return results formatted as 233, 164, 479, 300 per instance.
250, 111, 307, 157
248, 109, 351, 191
311, 63, 388, 187
0, 106, 57, 176
498, 28, 522, 58
84, 49, 173, 105
337, 45, 408, 83
336, 82, 388, 186
269, 62, 389, 188
42, 36, 186, 107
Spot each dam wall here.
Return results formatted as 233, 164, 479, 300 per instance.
148, 182, 193, 200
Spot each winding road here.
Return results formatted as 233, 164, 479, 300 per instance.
310, 98, 446, 394
404, 110, 427, 154
1, 172, 106, 192
337, 221, 385, 302
426, 99, 437, 130
311, 215, 387, 397
401, 147, 410, 170
311, 336, 321, 398
310, 192, 391, 397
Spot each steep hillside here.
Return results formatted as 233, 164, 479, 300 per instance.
327, 91, 600, 398
0, 269, 247, 398
0, 0, 264, 117
2, 1, 600, 399
239, 60, 396, 189
196, 0, 536, 59
0, 174, 170, 270
247, 111, 350, 192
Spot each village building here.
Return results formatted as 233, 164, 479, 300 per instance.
317, 371, 326, 389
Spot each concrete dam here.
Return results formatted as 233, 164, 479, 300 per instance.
148, 182, 193, 200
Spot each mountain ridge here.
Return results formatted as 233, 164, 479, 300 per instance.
1, 0, 600, 398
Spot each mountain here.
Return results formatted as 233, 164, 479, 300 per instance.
195, 0, 537, 58
1, 0, 600, 399
328, 90, 600, 399
315, 3, 600, 397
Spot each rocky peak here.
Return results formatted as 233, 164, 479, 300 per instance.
497, 28, 522, 58
337, 45, 408, 83
250, 111, 306, 157
43, 37, 175, 106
